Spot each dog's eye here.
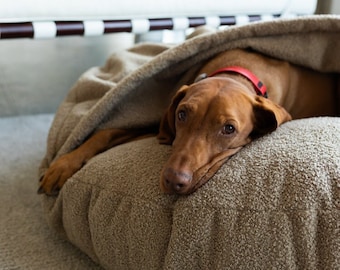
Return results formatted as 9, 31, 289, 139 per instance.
177, 110, 187, 122
222, 124, 235, 135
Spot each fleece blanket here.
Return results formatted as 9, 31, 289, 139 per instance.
40, 16, 340, 269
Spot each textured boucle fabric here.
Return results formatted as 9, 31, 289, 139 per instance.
0, 114, 102, 270
40, 16, 340, 269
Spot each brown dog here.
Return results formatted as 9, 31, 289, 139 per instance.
38, 49, 338, 195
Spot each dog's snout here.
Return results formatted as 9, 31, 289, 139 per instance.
163, 168, 192, 194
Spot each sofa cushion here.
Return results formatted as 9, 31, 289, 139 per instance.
41, 117, 340, 269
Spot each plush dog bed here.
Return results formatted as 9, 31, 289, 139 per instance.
40, 16, 340, 269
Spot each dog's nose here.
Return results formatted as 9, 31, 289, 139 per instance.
163, 167, 192, 194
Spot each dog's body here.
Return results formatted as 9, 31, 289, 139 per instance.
38, 49, 338, 196
199, 49, 337, 119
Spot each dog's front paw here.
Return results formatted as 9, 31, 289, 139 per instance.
38, 154, 83, 196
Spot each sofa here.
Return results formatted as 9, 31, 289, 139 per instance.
2, 1, 339, 269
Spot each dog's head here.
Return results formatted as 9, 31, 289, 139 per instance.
157, 77, 291, 195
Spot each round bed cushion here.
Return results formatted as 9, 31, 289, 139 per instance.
41, 117, 340, 269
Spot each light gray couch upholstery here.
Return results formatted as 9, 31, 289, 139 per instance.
0, 35, 130, 269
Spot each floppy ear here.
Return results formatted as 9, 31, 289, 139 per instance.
251, 96, 292, 139
157, 85, 189, 145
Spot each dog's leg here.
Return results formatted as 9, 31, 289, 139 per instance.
38, 128, 153, 195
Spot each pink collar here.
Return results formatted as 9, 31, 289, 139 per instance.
208, 66, 268, 98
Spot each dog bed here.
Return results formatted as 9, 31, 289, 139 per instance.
40, 16, 340, 269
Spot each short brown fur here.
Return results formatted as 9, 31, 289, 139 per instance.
39, 49, 337, 195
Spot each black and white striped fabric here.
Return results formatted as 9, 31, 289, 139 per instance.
0, 14, 283, 39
